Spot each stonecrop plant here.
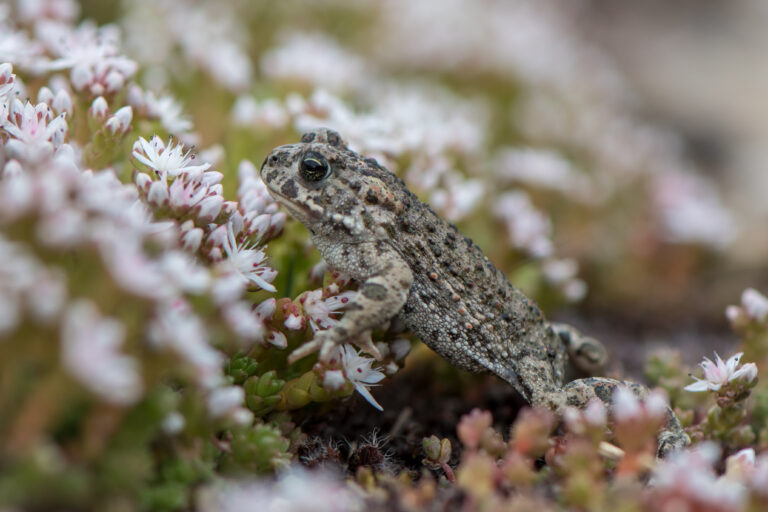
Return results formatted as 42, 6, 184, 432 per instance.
1, 1, 766, 511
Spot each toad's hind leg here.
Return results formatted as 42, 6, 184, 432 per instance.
563, 377, 690, 458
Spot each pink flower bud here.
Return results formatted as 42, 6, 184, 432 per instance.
147, 180, 169, 207
197, 195, 224, 222
3, 159, 23, 178
90, 96, 109, 119
202, 171, 224, 187
105, 106, 133, 134
134, 172, 152, 192
323, 370, 346, 391
0, 62, 13, 83
37, 86, 54, 105
181, 227, 204, 253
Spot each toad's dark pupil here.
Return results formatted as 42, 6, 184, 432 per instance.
299, 152, 330, 182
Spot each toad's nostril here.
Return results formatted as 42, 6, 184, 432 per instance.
260, 154, 277, 174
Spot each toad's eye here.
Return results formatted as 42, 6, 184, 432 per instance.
299, 151, 331, 182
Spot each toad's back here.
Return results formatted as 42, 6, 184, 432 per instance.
386, 180, 566, 387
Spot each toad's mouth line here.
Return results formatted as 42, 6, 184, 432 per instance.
268, 189, 323, 221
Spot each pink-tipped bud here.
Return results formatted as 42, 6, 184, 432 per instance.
0, 62, 13, 84
134, 172, 153, 192
37, 86, 54, 105
197, 195, 224, 223
202, 171, 224, 186
90, 96, 109, 120
147, 180, 169, 207
181, 226, 204, 253
106, 106, 133, 134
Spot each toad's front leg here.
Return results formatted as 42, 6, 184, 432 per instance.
289, 242, 414, 363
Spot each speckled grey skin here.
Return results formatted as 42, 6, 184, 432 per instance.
260, 128, 689, 457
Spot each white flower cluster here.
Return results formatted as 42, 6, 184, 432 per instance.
233, 84, 489, 223
121, 0, 252, 91
372, 0, 735, 251
261, 32, 370, 93
726, 288, 768, 328
493, 191, 553, 259
651, 443, 768, 510
0, 45, 281, 425
494, 147, 597, 205
198, 468, 362, 512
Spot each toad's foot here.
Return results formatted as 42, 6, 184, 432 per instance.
563, 377, 690, 458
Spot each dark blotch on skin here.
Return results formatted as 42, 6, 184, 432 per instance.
301, 132, 316, 143
361, 283, 388, 301
327, 131, 343, 147
266, 170, 279, 183
281, 178, 299, 198
365, 189, 379, 204
592, 379, 615, 403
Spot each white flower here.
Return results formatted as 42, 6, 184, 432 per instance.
40, 21, 137, 95
160, 251, 210, 294
89, 95, 108, 119
60, 300, 142, 405
303, 289, 356, 331
685, 352, 758, 392
105, 105, 132, 134
161, 411, 186, 435
51, 88, 72, 115
612, 386, 667, 422
583, 398, 607, 428
652, 443, 746, 509
132, 135, 210, 178
261, 32, 368, 92
612, 386, 642, 422
284, 313, 303, 330
741, 288, 768, 322
147, 303, 224, 389
340, 344, 386, 411
197, 468, 362, 512
493, 190, 553, 258
217, 220, 277, 293
2, 100, 68, 162
390, 338, 412, 361
231, 95, 288, 129
207, 386, 245, 418
17, 0, 80, 24
146, 93, 192, 135
237, 159, 280, 215
429, 178, 483, 222
222, 301, 265, 344
725, 448, 756, 481
323, 370, 346, 391
0, 62, 17, 101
